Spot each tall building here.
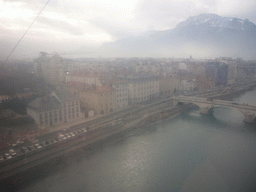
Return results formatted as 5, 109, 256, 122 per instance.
205, 62, 228, 86
34, 52, 67, 86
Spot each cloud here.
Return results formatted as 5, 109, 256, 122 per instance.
35, 16, 85, 36
1, 0, 256, 58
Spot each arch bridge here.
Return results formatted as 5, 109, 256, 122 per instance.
173, 96, 256, 123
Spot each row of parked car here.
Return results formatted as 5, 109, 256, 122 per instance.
0, 149, 17, 162
58, 128, 87, 141
0, 128, 88, 163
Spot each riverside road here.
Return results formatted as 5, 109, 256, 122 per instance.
1, 80, 256, 180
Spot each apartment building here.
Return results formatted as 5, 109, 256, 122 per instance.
159, 76, 180, 96
34, 52, 67, 85
65, 82, 116, 115
120, 74, 159, 105
27, 90, 82, 129
101, 79, 129, 109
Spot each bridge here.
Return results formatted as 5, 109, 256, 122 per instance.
173, 96, 256, 123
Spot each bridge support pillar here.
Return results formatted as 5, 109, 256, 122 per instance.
244, 114, 256, 123
200, 107, 212, 115
173, 100, 178, 106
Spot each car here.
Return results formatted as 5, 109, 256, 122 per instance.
65, 134, 71, 139
21, 147, 29, 153
70, 132, 75, 137
74, 131, 79, 135
63, 127, 70, 131
34, 143, 42, 149
58, 134, 67, 141
27, 146, 34, 151
78, 129, 82, 133
4, 153, 12, 160
39, 142, 46, 147
82, 128, 87, 133
45, 140, 52, 145
0, 156, 4, 161
9, 149, 17, 156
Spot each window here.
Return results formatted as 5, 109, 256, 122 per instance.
39, 113, 43, 123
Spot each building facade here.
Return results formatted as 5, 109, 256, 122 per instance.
159, 76, 180, 96
27, 90, 82, 129
120, 75, 159, 105
65, 82, 116, 115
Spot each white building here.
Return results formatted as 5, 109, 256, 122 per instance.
27, 90, 83, 129
121, 75, 159, 105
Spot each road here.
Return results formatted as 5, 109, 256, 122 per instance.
1, 80, 256, 179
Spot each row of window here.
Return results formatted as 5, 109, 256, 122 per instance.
39, 112, 80, 126
117, 98, 128, 103
116, 93, 128, 97
38, 100, 79, 111
137, 86, 158, 91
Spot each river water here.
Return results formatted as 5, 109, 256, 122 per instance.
17, 90, 256, 192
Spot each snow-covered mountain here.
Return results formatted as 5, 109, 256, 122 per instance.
177, 13, 255, 31
98, 13, 256, 59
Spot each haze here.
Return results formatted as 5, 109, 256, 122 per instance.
1, 0, 256, 59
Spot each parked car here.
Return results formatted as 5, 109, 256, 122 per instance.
35, 143, 42, 149
27, 146, 33, 151
9, 149, 17, 156
4, 153, 12, 160
82, 128, 87, 133
70, 132, 75, 137
21, 147, 29, 153
58, 134, 67, 140
40, 142, 46, 147
0, 156, 4, 161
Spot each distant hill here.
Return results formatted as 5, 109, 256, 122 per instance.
98, 13, 256, 59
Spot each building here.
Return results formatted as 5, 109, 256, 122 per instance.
101, 79, 129, 109
34, 52, 67, 86
27, 90, 82, 128
205, 62, 228, 86
120, 74, 159, 105
159, 76, 180, 96
65, 82, 116, 115
66, 71, 104, 86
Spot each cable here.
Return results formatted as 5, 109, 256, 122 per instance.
2, 0, 51, 67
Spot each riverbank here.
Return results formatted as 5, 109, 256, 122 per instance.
1, 81, 256, 185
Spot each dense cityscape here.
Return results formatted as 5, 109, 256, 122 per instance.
1, 0, 256, 191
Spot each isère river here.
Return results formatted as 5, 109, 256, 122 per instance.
10, 90, 256, 191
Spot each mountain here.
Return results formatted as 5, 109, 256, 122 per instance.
98, 13, 256, 59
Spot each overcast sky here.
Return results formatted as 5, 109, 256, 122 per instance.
1, 0, 256, 58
